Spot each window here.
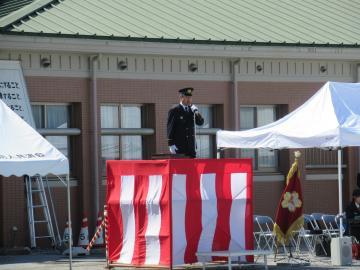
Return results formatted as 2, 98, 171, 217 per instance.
101, 105, 143, 172
121, 105, 142, 159
101, 105, 120, 162
196, 105, 214, 158
31, 104, 71, 157
305, 149, 338, 168
240, 105, 278, 171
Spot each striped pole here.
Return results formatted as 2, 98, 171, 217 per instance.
104, 205, 109, 268
86, 219, 105, 251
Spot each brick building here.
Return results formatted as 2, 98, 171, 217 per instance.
1, 0, 360, 248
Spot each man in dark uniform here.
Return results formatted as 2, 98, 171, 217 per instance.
167, 87, 204, 158
345, 189, 360, 241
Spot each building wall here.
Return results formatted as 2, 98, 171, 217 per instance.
0, 176, 26, 248
0, 50, 356, 82
0, 49, 359, 247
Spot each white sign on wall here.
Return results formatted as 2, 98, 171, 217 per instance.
0, 60, 35, 127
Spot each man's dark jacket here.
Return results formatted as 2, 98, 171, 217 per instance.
167, 104, 204, 158
345, 201, 360, 241
346, 201, 360, 220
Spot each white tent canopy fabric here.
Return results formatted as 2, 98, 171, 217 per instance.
0, 99, 72, 268
217, 81, 360, 239
0, 99, 69, 176
217, 82, 360, 149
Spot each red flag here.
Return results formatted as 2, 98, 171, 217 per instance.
273, 152, 304, 244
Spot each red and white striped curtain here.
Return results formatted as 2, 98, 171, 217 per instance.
106, 159, 253, 267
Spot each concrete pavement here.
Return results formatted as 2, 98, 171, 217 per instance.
1, 252, 360, 269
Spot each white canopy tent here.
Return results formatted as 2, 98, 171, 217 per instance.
217, 81, 360, 237
0, 99, 73, 268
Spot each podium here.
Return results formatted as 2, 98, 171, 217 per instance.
106, 158, 253, 268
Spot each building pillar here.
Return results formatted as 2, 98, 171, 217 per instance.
232, 60, 240, 158
89, 55, 100, 228
232, 60, 240, 131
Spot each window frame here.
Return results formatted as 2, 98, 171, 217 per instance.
100, 104, 144, 162
31, 102, 73, 171
31, 102, 71, 128
196, 104, 215, 158
239, 105, 279, 172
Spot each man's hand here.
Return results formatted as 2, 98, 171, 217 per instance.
190, 104, 199, 113
169, 145, 178, 154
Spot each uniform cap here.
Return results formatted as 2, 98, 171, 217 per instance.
179, 87, 194, 96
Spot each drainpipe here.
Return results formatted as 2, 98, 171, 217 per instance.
232, 59, 240, 131
232, 59, 241, 157
90, 54, 100, 222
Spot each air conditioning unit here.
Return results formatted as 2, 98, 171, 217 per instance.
331, 237, 352, 266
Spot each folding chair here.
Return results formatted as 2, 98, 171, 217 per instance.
311, 213, 333, 257
322, 214, 340, 238
253, 215, 262, 250
295, 214, 327, 257
307, 214, 328, 255
311, 213, 325, 229
254, 215, 276, 251
294, 215, 315, 256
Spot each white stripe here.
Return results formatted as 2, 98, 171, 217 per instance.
197, 173, 217, 261
229, 173, 247, 261
171, 174, 187, 265
145, 175, 163, 265
118, 175, 135, 264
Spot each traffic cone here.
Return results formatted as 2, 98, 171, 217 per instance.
78, 215, 89, 248
94, 211, 104, 247
63, 221, 72, 245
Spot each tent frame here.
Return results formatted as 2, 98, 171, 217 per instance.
57, 174, 73, 269
216, 146, 344, 238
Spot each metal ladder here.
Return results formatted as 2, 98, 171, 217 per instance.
25, 175, 61, 248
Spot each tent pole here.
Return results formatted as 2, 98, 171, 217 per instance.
66, 174, 73, 269
338, 148, 343, 238
216, 134, 220, 159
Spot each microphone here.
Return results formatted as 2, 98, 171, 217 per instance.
190, 104, 199, 114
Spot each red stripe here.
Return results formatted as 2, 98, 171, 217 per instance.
184, 172, 202, 264
159, 175, 171, 266
245, 163, 254, 262
212, 172, 232, 261
131, 176, 149, 265
106, 169, 122, 262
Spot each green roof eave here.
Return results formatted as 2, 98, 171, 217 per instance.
0, 0, 55, 28
1, 30, 359, 49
